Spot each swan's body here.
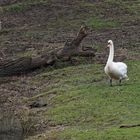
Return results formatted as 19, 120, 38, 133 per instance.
104, 62, 128, 80
104, 40, 128, 86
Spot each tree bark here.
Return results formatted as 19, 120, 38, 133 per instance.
0, 26, 96, 76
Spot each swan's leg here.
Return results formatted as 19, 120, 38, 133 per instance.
119, 79, 122, 86
110, 79, 112, 86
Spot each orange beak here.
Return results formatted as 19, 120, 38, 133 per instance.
107, 44, 110, 48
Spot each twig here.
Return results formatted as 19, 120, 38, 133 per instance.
120, 124, 140, 128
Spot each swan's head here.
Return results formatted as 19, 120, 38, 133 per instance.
107, 40, 113, 47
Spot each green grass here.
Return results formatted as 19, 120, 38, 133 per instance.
60, 127, 140, 140
125, 3, 140, 15
4, 3, 26, 12
26, 60, 140, 140
87, 17, 120, 29
3, 0, 48, 12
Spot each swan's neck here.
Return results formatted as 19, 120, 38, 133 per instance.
107, 43, 114, 64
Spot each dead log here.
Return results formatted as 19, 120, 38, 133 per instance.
0, 26, 96, 76
56, 26, 96, 59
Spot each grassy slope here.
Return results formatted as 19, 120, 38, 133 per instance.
26, 60, 140, 140
0, 0, 140, 140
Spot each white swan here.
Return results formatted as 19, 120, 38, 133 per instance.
104, 40, 128, 86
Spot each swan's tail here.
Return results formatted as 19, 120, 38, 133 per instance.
125, 74, 129, 81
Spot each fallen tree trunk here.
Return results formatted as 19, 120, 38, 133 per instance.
0, 26, 96, 76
